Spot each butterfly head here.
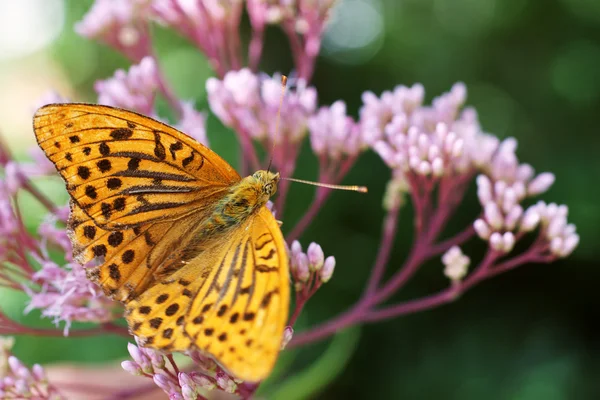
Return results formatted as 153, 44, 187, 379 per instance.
225, 170, 279, 220
252, 170, 280, 199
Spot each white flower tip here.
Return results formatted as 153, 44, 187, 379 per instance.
442, 246, 470, 281
320, 256, 336, 282
121, 360, 142, 376
307, 242, 325, 270
291, 240, 302, 255
484, 202, 504, 230
528, 172, 555, 196
474, 219, 491, 240
281, 326, 294, 349
502, 232, 515, 253
489, 232, 503, 251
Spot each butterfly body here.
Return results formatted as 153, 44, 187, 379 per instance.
33, 104, 290, 382
198, 170, 280, 240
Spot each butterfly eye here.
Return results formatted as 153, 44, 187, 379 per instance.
264, 183, 273, 194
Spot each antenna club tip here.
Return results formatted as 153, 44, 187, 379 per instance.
281, 75, 288, 85
357, 186, 368, 193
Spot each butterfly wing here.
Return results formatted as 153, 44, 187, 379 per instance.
34, 103, 240, 229
125, 207, 290, 382
35, 104, 240, 301
69, 199, 210, 302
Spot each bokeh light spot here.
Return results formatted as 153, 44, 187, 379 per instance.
551, 41, 600, 105
0, 0, 64, 60
322, 0, 384, 65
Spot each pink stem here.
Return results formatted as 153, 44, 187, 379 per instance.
21, 180, 58, 214
285, 187, 330, 243
288, 303, 366, 348
367, 240, 428, 305
426, 225, 476, 258
362, 205, 400, 297
363, 287, 460, 322
365, 250, 500, 322
103, 382, 164, 400
0, 321, 129, 338
289, 297, 308, 327
153, 56, 184, 118
233, 123, 261, 175
286, 156, 358, 243
274, 141, 299, 216
226, 4, 243, 70
248, 27, 265, 71
283, 22, 306, 78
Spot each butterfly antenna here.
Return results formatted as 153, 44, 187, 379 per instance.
267, 75, 287, 173
282, 177, 368, 193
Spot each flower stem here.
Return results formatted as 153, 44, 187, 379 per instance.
248, 27, 264, 71
426, 224, 476, 258
288, 303, 366, 348
363, 287, 459, 322
286, 187, 330, 243
153, 55, 184, 118
362, 205, 400, 297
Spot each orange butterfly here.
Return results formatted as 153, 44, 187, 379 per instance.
33, 103, 289, 382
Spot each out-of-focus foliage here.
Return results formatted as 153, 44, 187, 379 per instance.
1, 0, 599, 398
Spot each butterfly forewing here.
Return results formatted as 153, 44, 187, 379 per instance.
34, 104, 240, 228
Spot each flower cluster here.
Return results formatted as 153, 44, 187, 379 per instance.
122, 338, 257, 399
0, 0, 581, 399
0, 337, 63, 399
95, 56, 159, 115
75, 0, 153, 62
288, 241, 336, 325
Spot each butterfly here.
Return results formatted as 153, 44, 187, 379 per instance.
33, 103, 290, 382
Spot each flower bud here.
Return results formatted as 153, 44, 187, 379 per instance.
320, 256, 336, 282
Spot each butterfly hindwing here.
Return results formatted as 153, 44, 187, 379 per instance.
125, 207, 289, 382
34, 103, 240, 229
184, 207, 289, 381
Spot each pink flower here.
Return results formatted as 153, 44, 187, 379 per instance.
0, 338, 63, 399
25, 259, 115, 335
360, 83, 425, 145
176, 102, 209, 146
0, 182, 18, 237
75, 0, 152, 61
95, 56, 159, 115
308, 100, 363, 161
208, 69, 316, 144
150, 0, 245, 74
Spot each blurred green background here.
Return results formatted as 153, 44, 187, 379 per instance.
1, 0, 599, 399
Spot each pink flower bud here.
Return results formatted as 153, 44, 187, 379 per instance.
281, 326, 294, 350
502, 232, 515, 253
474, 219, 491, 240
489, 232, 504, 251
121, 360, 142, 376
295, 253, 310, 283
528, 172, 555, 196
520, 206, 540, 232
484, 202, 504, 230
320, 256, 336, 283
216, 371, 236, 393
307, 242, 324, 271
153, 373, 175, 392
